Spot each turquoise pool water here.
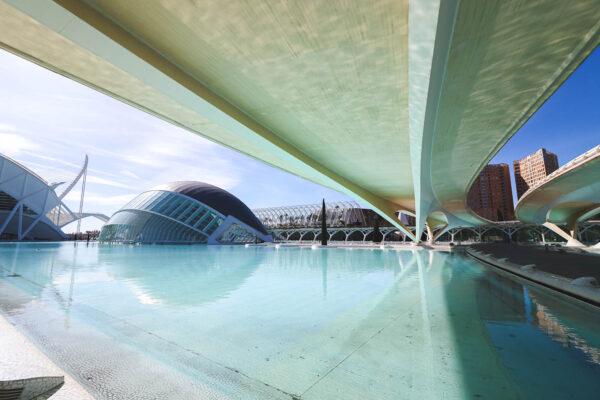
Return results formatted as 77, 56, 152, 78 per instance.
0, 242, 599, 399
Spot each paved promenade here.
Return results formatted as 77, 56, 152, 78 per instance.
471, 243, 600, 281
0, 314, 94, 400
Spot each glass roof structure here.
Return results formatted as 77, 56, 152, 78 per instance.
253, 201, 372, 229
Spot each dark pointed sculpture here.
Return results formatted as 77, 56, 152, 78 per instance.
497, 208, 504, 222
373, 215, 382, 243
321, 199, 328, 245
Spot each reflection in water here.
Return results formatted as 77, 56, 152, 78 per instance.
97, 245, 264, 307
65, 244, 78, 329
321, 249, 327, 298
10, 243, 19, 275
477, 267, 600, 365
0, 243, 598, 400
528, 289, 600, 365
0, 243, 63, 297
473, 265, 600, 398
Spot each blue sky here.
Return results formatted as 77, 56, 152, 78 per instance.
490, 46, 600, 201
0, 46, 598, 232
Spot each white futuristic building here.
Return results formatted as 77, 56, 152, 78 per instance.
99, 181, 273, 244
0, 153, 108, 241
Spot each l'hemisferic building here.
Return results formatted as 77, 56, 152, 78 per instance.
99, 181, 273, 244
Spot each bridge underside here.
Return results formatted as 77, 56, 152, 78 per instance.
516, 147, 600, 247
1, 0, 599, 242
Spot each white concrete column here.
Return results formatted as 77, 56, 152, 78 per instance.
425, 223, 434, 245
543, 221, 584, 247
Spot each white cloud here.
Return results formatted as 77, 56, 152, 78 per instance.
149, 162, 241, 190
88, 167, 123, 179
121, 153, 161, 167
144, 133, 217, 158
21, 151, 82, 169
120, 169, 140, 180
86, 175, 134, 189
0, 123, 17, 132
15, 160, 76, 183
63, 192, 137, 207
42, 94, 94, 103
0, 133, 39, 156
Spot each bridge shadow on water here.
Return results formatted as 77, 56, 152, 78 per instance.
442, 251, 600, 399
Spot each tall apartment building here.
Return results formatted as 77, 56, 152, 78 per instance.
467, 163, 515, 221
513, 148, 559, 199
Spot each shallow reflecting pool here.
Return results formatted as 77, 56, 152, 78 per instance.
0, 243, 599, 399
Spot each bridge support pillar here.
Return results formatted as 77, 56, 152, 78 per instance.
425, 222, 449, 245
541, 229, 546, 244
543, 222, 584, 247
425, 223, 434, 245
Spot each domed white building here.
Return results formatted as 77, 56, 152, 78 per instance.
99, 181, 273, 244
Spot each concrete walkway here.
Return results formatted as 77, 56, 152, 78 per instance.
471, 243, 600, 281
0, 314, 94, 400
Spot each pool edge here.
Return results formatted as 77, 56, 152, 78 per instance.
465, 247, 600, 308
0, 313, 96, 400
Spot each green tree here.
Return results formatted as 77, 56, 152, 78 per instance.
373, 215, 382, 243
321, 199, 328, 246
497, 209, 504, 221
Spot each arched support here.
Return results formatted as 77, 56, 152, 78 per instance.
448, 228, 458, 243
432, 224, 450, 243
543, 221, 584, 247
425, 211, 449, 245
381, 230, 392, 243
564, 204, 600, 242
